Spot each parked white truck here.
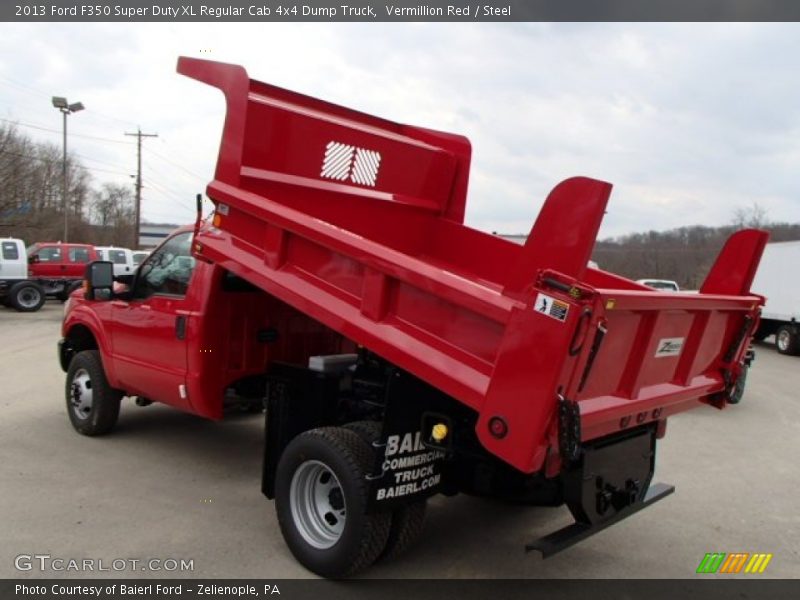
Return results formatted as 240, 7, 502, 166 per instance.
752, 241, 800, 355
0, 237, 46, 312
94, 246, 135, 277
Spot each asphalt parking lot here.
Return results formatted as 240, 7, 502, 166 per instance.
1, 301, 798, 579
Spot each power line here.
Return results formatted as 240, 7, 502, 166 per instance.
147, 144, 209, 182
0, 77, 140, 128
0, 117, 135, 145
142, 180, 195, 212
75, 152, 132, 173
0, 149, 130, 176
142, 156, 202, 191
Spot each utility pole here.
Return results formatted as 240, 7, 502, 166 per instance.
125, 128, 158, 249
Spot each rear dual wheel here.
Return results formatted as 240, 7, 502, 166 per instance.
343, 420, 428, 561
275, 423, 429, 577
275, 427, 390, 578
8, 281, 45, 312
776, 324, 800, 356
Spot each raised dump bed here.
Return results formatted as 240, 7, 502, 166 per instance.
180, 56, 766, 474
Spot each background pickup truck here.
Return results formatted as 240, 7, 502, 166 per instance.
59, 57, 767, 578
1, 239, 93, 311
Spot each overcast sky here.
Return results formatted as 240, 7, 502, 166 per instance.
1, 22, 798, 238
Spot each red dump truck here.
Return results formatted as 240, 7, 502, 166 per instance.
59, 58, 767, 577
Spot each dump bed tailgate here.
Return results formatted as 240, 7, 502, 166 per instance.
570, 289, 761, 439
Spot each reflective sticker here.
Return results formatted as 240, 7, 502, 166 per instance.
655, 337, 684, 357
320, 141, 381, 187
534, 292, 569, 322
217, 203, 229, 216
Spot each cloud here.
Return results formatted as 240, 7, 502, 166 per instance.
1, 22, 798, 237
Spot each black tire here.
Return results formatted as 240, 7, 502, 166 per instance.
8, 281, 45, 312
380, 498, 427, 561
274, 427, 391, 578
776, 324, 800, 356
343, 420, 428, 561
58, 280, 83, 302
65, 350, 122, 436
343, 420, 382, 444
727, 365, 748, 405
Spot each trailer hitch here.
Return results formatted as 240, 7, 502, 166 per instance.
526, 482, 675, 557
528, 426, 674, 558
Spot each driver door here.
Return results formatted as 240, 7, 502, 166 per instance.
110, 232, 197, 410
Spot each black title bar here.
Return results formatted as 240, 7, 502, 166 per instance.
4, 0, 800, 22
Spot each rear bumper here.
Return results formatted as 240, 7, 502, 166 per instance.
529, 425, 673, 557
527, 483, 675, 557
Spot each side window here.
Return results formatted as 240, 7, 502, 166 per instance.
2, 241, 19, 260
36, 247, 62, 262
69, 247, 90, 263
109, 250, 127, 264
134, 233, 196, 299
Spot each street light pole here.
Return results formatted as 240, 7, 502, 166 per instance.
61, 109, 67, 242
52, 97, 84, 242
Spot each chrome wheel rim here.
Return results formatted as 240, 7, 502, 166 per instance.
18, 287, 41, 309
289, 460, 346, 549
777, 330, 790, 352
70, 368, 93, 420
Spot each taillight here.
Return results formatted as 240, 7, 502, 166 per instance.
488, 416, 508, 439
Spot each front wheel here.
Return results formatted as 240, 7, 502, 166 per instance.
274, 427, 390, 578
65, 350, 122, 436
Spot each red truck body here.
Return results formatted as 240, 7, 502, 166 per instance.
178, 57, 766, 474
28, 242, 98, 279
58, 57, 768, 576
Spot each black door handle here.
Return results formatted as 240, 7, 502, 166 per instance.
175, 315, 187, 340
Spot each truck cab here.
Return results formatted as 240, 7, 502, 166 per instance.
0, 238, 27, 279
24, 242, 96, 302
61, 226, 348, 419
0, 237, 45, 311
27, 242, 97, 279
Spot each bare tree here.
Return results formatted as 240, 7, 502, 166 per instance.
89, 183, 135, 246
0, 123, 95, 242
732, 202, 769, 229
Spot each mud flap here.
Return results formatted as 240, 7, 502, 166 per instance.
262, 363, 340, 499
365, 370, 449, 512
527, 426, 674, 557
